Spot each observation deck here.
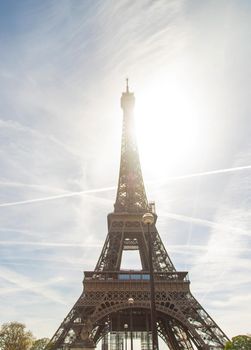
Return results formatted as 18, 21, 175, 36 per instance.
83, 271, 190, 293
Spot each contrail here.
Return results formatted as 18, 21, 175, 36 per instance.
0, 266, 66, 304
160, 212, 219, 228
0, 186, 115, 208
0, 164, 250, 208
152, 164, 251, 185
0, 276, 65, 296
0, 118, 82, 159
168, 244, 251, 254
0, 240, 103, 248
159, 211, 250, 237
0, 180, 68, 193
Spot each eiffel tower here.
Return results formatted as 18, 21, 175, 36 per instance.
47, 81, 229, 350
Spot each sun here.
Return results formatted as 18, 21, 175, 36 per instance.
134, 75, 203, 181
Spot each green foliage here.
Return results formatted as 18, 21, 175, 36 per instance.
30, 338, 50, 350
0, 322, 34, 350
225, 335, 251, 350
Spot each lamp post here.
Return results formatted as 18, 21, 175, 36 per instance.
104, 321, 108, 350
124, 323, 128, 350
142, 212, 159, 350
128, 297, 134, 350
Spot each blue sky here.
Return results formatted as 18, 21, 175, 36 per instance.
0, 0, 251, 343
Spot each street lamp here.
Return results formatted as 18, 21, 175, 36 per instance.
128, 298, 134, 350
124, 323, 128, 350
142, 212, 159, 350
103, 321, 108, 350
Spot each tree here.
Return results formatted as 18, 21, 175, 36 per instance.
0, 322, 34, 350
30, 338, 50, 350
225, 335, 251, 350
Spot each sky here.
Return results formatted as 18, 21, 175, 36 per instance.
0, 0, 251, 346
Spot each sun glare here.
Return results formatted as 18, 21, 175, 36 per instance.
135, 75, 203, 180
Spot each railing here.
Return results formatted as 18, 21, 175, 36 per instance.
84, 270, 189, 282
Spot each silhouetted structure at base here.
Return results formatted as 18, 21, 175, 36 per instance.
47, 82, 228, 350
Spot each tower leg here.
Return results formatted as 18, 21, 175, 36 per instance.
71, 338, 96, 350
71, 348, 96, 350
71, 348, 95, 350
158, 317, 194, 350
165, 322, 182, 350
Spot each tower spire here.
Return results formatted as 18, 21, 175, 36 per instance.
114, 84, 149, 213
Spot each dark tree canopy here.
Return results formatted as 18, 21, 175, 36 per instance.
0, 322, 34, 350
225, 335, 251, 350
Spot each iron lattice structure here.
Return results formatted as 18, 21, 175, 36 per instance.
47, 83, 229, 350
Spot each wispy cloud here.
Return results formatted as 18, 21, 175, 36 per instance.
0, 266, 66, 304
187, 152, 251, 336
